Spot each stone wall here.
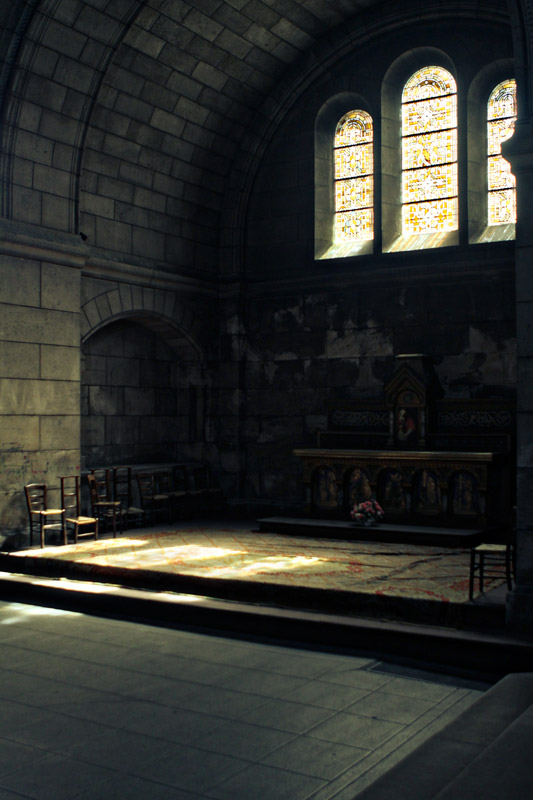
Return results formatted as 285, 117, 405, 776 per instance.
231, 15, 517, 515
81, 319, 181, 468
224, 272, 516, 514
0, 249, 81, 532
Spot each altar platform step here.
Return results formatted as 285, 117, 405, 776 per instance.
257, 516, 485, 548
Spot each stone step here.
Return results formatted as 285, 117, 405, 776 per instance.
258, 516, 484, 547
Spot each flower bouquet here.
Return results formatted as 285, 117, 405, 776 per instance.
350, 497, 384, 526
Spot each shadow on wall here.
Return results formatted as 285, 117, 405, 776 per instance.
81, 319, 186, 468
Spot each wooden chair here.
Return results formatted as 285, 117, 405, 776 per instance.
87, 472, 122, 537
24, 483, 66, 548
136, 472, 171, 524
187, 464, 224, 515
469, 508, 516, 600
60, 475, 98, 543
155, 470, 189, 519
112, 466, 144, 528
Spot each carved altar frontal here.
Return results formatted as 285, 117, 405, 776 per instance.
295, 447, 508, 528
294, 355, 513, 529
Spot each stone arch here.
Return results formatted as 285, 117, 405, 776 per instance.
505, 0, 533, 116
80, 286, 205, 363
80, 287, 208, 469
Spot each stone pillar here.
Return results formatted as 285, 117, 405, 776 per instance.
502, 120, 533, 635
0, 221, 86, 540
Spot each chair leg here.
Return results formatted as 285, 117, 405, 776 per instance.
479, 553, 484, 594
506, 547, 513, 590
469, 549, 476, 601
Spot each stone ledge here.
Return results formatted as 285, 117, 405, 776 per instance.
354, 672, 533, 799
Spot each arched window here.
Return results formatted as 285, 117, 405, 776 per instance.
334, 110, 373, 243
487, 79, 517, 225
401, 67, 458, 236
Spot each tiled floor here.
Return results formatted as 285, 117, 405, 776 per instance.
0, 600, 490, 800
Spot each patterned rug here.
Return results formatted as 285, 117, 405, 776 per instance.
5, 526, 506, 608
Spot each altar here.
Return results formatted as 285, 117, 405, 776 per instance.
292, 355, 513, 534
293, 447, 508, 530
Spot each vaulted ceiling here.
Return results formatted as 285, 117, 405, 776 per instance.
0, 0, 519, 281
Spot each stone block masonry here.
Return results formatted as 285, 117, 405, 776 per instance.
0, 252, 81, 533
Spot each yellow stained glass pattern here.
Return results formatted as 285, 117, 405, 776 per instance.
334, 111, 372, 147
403, 198, 458, 235
402, 130, 456, 170
401, 67, 458, 235
336, 176, 373, 211
403, 66, 456, 102
334, 110, 373, 242
403, 164, 457, 203
335, 143, 373, 179
402, 95, 457, 135
488, 79, 516, 225
335, 209, 374, 241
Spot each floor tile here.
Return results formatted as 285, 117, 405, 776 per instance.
66, 727, 184, 774
379, 675, 459, 701
345, 691, 436, 723
218, 668, 308, 697
170, 685, 270, 719
141, 745, 250, 793
9, 713, 116, 755
205, 762, 326, 800
0, 739, 50, 779
284, 680, 371, 710
318, 669, 393, 690
70, 773, 201, 800
0, 752, 117, 800
307, 711, 404, 749
0, 700, 54, 739
0, 670, 112, 711
240, 697, 336, 733
189, 719, 296, 760
260, 734, 369, 780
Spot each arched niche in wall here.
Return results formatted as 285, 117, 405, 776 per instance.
80, 310, 206, 470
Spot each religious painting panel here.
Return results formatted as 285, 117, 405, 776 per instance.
395, 406, 420, 446
345, 467, 373, 508
312, 466, 339, 509
377, 468, 406, 515
413, 469, 442, 516
450, 470, 482, 517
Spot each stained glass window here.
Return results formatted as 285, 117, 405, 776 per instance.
488, 79, 517, 225
401, 67, 458, 235
334, 110, 373, 242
